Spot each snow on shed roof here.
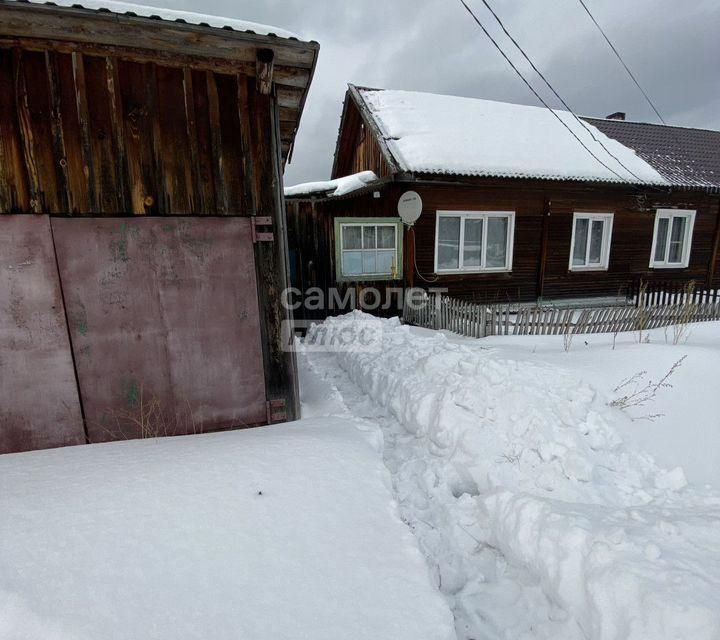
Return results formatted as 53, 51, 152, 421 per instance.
285, 171, 380, 199
353, 86, 667, 186
8, 0, 303, 40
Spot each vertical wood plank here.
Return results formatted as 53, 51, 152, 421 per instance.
155, 65, 194, 214
105, 56, 130, 212
72, 52, 97, 212
0, 48, 30, 212
54, 52, 89, 213
14, 49, 43, 212
190, 69, 218, 214
236, 74, 257, 216
117, 60, 158, 214
183, 67, 204, 214
205, 71, 227, 214
45, 51, 71, 212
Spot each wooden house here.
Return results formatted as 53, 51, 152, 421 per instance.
0, 0, 319, 453
286, 85, 720, 319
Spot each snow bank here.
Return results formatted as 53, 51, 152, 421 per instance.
0, 420, 453, 640
13, 0, 302, 40
284, 170, 380, 198
357, 88, 667, 185
302, 312, 720, 639
476, 322, 720, 488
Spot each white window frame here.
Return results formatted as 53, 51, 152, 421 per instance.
336, 218, 402, 281
649, 209, 696, 269
434, 211, 515, 273
568, 212, 614, 271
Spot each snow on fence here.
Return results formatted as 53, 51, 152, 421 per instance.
403, 290, 720, 339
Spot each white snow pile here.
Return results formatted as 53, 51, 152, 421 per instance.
301, 312, 720, 640
13, 0, 302, 40
284, 170, 380, 198
0, 419, 453, 640
357, 88, 667, 185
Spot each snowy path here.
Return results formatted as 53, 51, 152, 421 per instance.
300, 313, 720, 640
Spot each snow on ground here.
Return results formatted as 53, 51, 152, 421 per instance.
0, 421, 453, 640
13, 0, 302, 40
284, 170, 380, 198
300, 313, 720, 640
356, 87, 667, 185
475, 322, 720, 489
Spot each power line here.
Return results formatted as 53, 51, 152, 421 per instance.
577, 0, 666, 124
475, 0, 647, 184
457, 0, 635, 184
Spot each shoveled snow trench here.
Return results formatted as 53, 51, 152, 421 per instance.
299, 312, 720, 640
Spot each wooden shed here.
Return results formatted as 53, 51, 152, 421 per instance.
0, 0, 319, 453
286, 85, 720, 319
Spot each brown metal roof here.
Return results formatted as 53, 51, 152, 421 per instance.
582, 117, 720, 192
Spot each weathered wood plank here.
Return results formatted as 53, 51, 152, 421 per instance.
71, 51, 98, 211
236, 74, 257, 215
13, 49, 45, 212
44, 51, 71, 212
205, 71, 227, 214
0, 5, 318, 68
256, 48, 274, 95
83, 54, 122, 213
105, 56, 130, 212
0, 48, 30, 212
117, 59, 158, 214
182, 67, 204, 214
156, 65, 194, 214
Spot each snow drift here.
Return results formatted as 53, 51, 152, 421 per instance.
302, 312, 720, 640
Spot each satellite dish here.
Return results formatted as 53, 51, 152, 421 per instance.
397, 191, 422, 226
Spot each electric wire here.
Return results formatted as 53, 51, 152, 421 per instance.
476, 0, 648, 184
456, 0, 634, 184
577, 0, 666, 124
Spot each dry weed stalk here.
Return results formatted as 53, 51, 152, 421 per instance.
609, 355, 686, 418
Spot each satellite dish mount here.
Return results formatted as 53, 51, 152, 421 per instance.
397, 191, 422, 226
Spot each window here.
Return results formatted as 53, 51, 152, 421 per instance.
334, 218, 403, 281
650, 209, 695, 268
569, 212, 614, 271
434, 211, 515, 273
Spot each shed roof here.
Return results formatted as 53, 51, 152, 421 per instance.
0, 0, 320, 162
348, 85, 720, 191
5, 0, 303, 40
583, 117, 720, 191
285, 171, 381, 199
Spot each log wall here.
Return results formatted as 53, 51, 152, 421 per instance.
286, 180, 720, 317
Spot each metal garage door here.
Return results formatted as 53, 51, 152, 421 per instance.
0, 215, 85, 453
52, 217, 267, 442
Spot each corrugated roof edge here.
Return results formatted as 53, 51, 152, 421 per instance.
285, 177, 393, 202
9, 0, 319, 44
582, 115, 720, 135
350, 86, 720, 191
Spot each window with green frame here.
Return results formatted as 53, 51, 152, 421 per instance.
334, 218, 404, 281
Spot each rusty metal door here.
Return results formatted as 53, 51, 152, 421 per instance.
52, 217, 267, 442
0, 215, 85, 453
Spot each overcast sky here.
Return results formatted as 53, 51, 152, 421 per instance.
141, 0, 718, 185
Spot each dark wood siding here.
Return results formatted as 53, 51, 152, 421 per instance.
0, 47, 276, 216
332, 97, 392, 180
0, 17, 310, 423
287, 180, 720, 317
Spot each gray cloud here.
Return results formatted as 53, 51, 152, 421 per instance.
134, 0, 720, 185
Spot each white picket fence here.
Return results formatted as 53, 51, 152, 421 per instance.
403, 292, 720, 339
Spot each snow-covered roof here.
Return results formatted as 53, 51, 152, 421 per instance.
8, 0, 302, 40
353, 87, 668, 186
285, 171, 380, 199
